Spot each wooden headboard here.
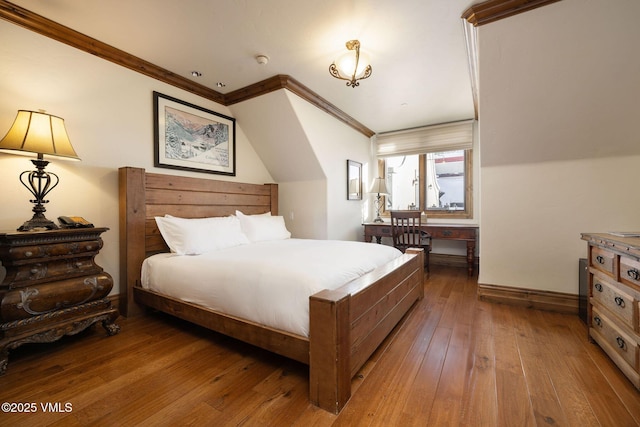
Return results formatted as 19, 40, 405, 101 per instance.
118, 166, 278, 316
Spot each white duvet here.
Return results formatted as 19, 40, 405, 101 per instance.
141, 239, 402, 337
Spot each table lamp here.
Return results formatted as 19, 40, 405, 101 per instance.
369, 177, 389, 222
0, 110, 80, 231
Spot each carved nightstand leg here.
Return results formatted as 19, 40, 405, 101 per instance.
0, 348, 8, 376
103, 320, 120, 336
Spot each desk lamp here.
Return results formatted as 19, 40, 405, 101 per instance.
369, 177, 389, 222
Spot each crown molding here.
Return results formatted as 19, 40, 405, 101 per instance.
0, 0, 374, 137
462, 0, 562, 26
224, 75, 374, 137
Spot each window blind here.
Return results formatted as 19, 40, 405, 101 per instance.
376, 119, 474, 157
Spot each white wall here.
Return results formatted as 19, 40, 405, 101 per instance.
478, 0, 640, 294
230, 87, 373, 241
0, 20, 273, 296
286, 92, 373, 241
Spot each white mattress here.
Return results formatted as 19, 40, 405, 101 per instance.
141, 239, 402, 337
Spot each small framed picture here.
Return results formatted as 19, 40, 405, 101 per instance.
153, 91, 236, 176
347, 159, 362, 200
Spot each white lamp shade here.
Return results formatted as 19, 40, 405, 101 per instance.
0, 110, 80, 160
369, 177, 389, 194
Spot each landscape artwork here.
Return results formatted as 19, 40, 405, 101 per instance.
154, 91, 236, 175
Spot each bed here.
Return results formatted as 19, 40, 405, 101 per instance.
118, 166, 424, 413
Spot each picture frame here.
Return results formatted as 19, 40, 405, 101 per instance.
153, 91, 236, 176
347, 159, 362, 200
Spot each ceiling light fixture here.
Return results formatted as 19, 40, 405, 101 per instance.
191, 71, 202, 77
329, 40, 372, 88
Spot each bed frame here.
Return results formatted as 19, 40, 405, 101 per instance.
118, 166, 424, 413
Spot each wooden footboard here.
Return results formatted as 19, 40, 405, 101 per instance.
309, 248, 424, 413
119, 166, 424, 414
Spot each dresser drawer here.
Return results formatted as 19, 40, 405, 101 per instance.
591, 307, 639, 371
590, 246, 616, 277
621, 256, 640, 288
591, 273, 637, 331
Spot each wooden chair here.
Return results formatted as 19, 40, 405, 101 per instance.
390, 210, 431, 271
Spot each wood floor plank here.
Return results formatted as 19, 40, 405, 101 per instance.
528, 309, 601, 427
491, 304, 536, 427
425, 322, 470, 426
509, 307, 568, 425
459, 302, 498, 426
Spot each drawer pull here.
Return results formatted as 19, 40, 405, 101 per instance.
626, 268, 640, 281
25, 251, 33, 257
595, 255, 605, 264
30, 268, 39, 274
594, 283, 603, 292
614, 296, 625, 307
616, 336, 626, 350
593, 316, 602, 327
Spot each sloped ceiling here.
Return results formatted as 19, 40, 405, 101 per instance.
230, 91, 325, 183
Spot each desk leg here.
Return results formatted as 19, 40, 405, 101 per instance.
363, 232, 382, 244
466, 241, 475, 276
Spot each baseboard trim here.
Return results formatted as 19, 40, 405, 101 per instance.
478, 283, 578, 315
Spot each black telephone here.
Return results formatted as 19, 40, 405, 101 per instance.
58, 216, 94, 228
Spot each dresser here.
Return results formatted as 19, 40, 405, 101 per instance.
0, 227, 120, 374
581, 232, 640, 389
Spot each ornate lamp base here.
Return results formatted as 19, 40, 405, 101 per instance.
17, 157, 61, 232
18, 212, 59, 231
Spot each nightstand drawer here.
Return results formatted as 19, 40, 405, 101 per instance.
0, 273, 113, 321
591, 307, 638, 371
1, 239, 103, 263
591, 273, 637, 330
5, 258, 102, 287
591, 246, 616, 277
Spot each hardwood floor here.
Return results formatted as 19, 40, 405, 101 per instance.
1, 266, 639, 426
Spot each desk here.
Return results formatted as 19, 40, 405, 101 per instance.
363, 222, 478, 276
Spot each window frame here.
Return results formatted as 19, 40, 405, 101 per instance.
379, 148, 473, 219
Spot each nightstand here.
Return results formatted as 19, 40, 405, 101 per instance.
0, 227, 119, 374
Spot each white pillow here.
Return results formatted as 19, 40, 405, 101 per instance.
236, 211, 291, 242
155, 215, 249, 255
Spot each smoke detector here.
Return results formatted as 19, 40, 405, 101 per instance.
255, 55, 269, 65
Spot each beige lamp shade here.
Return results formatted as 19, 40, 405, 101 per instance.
0, 110, 80, 160
369, 177, 389, 195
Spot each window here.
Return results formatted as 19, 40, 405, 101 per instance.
381, 150, 472, 218
376, 120, 474, 219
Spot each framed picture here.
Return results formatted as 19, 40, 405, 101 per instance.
153, 91, 236, 176
347, 159, 362, 200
